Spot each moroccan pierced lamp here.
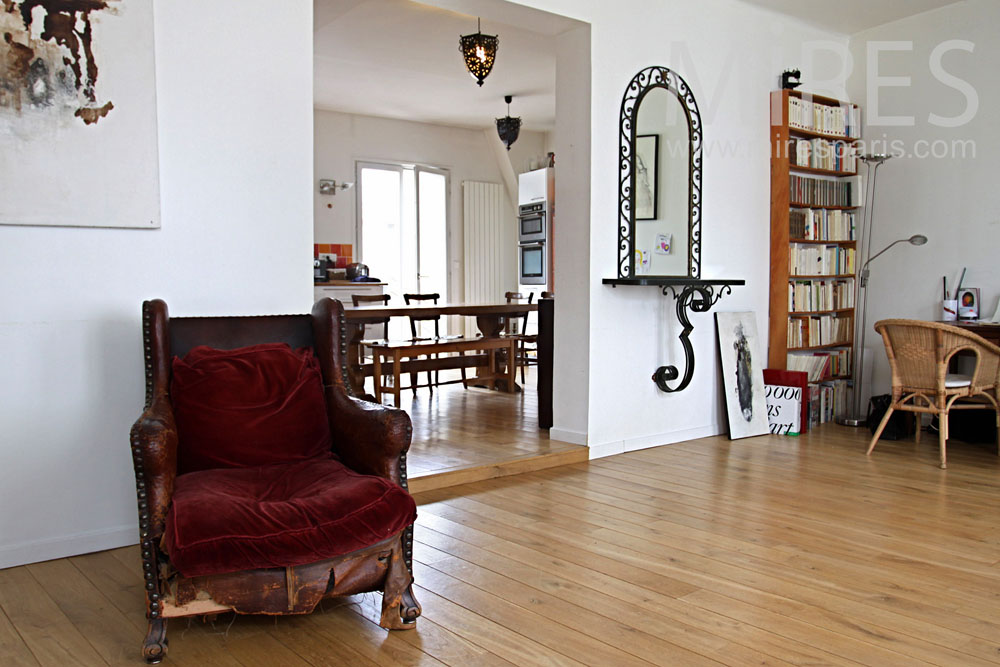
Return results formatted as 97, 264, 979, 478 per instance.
459, 18, 498, 87
496, 95, 521, 151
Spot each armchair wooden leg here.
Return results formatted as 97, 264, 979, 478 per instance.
379, 538, 421, 630
142, 618, 168, 664
867, 406, 894, 455
939, 410, 948, 469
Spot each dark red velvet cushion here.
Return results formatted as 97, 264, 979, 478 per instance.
163, 459, 417, 577
171, 343, 333, 474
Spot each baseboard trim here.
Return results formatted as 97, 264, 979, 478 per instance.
549, 427, 588, 446
0, 525, 137, 570
588, 423, 723, 460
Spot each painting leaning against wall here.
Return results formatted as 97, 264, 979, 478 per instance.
0, 0, 160, 229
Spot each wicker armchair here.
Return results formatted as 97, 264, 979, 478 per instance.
867, 319, 1000, 468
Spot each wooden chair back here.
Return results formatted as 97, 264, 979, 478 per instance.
402, 293, 441, 339
351, 293, 391, 340
504, 291, 534, 335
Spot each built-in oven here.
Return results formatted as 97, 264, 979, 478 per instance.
518, 202, 546, 243
518, 241, 546, 285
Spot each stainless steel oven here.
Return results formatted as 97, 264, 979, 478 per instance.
518, 202, 546, 244
518, 241, 546, 285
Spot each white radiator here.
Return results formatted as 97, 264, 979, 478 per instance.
463, 181, 507, 334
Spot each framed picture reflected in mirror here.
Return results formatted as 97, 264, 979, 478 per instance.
635, 134, 659, 220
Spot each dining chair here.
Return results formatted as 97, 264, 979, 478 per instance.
402, 293, 468, 394
504, 291, 536, 383
867, 319, 1000, 468
352, 293, 391, 340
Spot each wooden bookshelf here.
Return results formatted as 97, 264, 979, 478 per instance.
768, 89, 860, 378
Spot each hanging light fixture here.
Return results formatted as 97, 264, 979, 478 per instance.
496, 95, 521, 151
459, 17, 498, 87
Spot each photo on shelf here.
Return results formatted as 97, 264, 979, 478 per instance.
634, 134, 659, 220
958, 287, 979, 320
958, 287, 980, 320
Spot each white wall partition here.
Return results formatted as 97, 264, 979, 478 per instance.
0, 0, 314, 568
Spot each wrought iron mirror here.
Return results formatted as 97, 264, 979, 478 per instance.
618, 66, 702, 279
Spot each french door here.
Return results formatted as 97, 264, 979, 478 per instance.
356, 161, 449, 339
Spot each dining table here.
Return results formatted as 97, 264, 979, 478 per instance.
341, 300, 543, 400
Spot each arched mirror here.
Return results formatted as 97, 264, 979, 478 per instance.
618, 66, 702, 278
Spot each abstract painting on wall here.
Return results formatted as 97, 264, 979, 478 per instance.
716, 311, 769, 440
1, 0, 160, 228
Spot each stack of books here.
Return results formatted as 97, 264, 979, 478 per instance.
789, 243, 856, 276
787, 314, 851, 348
787, 97, 861, 138
789, 208, 856, 241
788, 278, 855, 312
793, 138, 857, 172
806, 379, 849, 425
789, 175, 853, 207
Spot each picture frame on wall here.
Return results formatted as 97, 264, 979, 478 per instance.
634, 134, 659, 220
958, 287, 980, 320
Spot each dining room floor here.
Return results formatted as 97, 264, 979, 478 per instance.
383, 367, 587, 486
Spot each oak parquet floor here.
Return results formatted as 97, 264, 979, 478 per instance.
3, 423, 1000, 665
399, 368, 584, 479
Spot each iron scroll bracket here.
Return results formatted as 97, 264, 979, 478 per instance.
603, 277, 745, 393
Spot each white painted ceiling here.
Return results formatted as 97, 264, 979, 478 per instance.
314, 0, 578, 132
314, 0, 964, 132
736, 0, 963, 35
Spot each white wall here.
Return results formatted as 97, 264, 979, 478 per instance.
515, 0, 848, 454
846, 0, 999, 396
0, 0, 314, 568
313, 110, 549, 304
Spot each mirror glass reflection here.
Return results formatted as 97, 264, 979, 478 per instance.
633, 87, 691, 277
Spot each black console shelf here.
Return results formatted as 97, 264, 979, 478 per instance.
603, 277, 746, 393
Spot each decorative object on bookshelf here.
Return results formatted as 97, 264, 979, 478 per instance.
781, 69, 802, 90
606, 67, 743, 394
958, 287, 980, 320
716, 312, 770, 439
768, 89, 861, 425
635, 134, 659, 220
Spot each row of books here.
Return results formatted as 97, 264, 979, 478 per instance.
790, 174, 853, 207
788, 349, 851, 382
793, 138, 857, 173
789, 208, 856, 241
789, 243, 856, 276
787, 314, 852, 348
807, 379, 849, 426
788, 278, 855, 312
787, 96, 861, 139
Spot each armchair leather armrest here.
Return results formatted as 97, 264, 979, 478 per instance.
129, 394, 178, 539
327, 389, 411, 486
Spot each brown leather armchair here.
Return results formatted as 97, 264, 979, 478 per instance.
130, 298, 420, 663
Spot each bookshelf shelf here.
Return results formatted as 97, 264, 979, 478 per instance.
787, 342, 852, 352
790, 164, 857, 177
789, 239, 856, 245
789, 308, 854, 316
789, 203, 859, 210
769, 89, 860, 425
788, 126, 858, 143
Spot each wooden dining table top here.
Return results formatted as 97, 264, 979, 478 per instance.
343, 302, 538, 319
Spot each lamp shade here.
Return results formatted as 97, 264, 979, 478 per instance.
496, 95, 521, 151
459, 19, 498, 87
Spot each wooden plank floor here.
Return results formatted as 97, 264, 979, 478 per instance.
397, 368, 586, 483
3, 423, 1000, 665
